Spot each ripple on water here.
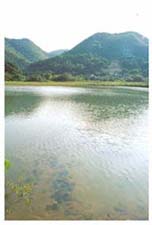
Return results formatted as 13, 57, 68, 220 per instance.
5, 86, 148, 220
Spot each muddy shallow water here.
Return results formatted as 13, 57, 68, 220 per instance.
5, 86, 148, 220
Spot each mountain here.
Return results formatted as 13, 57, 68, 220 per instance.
5, 38, 49, 70
5, 61, 21, 74
5, 62, 25, 81
27, 32, 148, 80
48, 49, 68, 58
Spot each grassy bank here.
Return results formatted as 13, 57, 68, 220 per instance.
5, 81, 148, 88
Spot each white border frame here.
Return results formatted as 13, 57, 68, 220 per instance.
0, 1, 151, 225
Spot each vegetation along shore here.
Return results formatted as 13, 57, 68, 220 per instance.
5, 80, 148, 88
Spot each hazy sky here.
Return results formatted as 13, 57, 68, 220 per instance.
2, 0, 150, 52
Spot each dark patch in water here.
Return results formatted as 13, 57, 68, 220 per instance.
24, 176, 38, 185
64, 208, 79, 216
49, 159, 75, 207
49, 160, 60, 169
58, 171, 69, 177
52, 190, 71, 203
53, 179, 74, 192
46, 203, 59, 211
114, 206, 127, 214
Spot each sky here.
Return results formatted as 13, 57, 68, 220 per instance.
1, 0, 150, 52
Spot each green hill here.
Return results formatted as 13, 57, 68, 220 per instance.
27, 32, 148, 81
5, 38, 49, 70
5, 62, 25, 81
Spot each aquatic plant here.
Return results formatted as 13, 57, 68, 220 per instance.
5, 160, 33, 215
5, 159, 11, 171
7, 181, 33, 205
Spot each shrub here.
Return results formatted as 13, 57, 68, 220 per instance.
52, 74, 75, 81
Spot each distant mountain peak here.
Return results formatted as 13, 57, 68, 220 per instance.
27, 31, 148, 80
48, 49, 68, 58
5, 31, 148, 82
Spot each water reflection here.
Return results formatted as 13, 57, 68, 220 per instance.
6, 86, 148, 120
5, 86, 148, 220
5, 93, 42, 116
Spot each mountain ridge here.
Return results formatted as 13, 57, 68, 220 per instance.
5, 38, 49, 70
26, 31, 148, 80
5, 31, 148, 81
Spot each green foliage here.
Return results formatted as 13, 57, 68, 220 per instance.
52, 74, 76, 81
5, 32, 148, 82
7, 180, 33, 205
5, 62, 21, 74
5, 160, 33, 214
5, 80, 148, 88
27, 32, 148, 82
27, 74, 46, 82
5, 160, 11, 171
5, 72, 25, 81
5, 38, 49, 70
6, 179, 33, 216
5, 62, 25, 81
125, 74, 145, 82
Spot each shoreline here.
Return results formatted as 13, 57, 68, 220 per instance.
5, 81, 148, 88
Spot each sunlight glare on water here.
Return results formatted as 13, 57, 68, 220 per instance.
5, 86, 148, 220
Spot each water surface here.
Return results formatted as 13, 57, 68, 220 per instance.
5, 86, 148, 220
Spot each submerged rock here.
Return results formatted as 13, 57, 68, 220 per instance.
53, 179, 74, 192
52, 190, 71, 203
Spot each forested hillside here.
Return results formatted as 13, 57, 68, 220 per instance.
5, 38, 49, 70
27, 32, 148, 81
5, 32, 148, 82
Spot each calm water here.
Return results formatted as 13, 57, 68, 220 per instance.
5, 86, 148, 220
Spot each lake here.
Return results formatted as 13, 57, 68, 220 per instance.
5, 86, 148, 220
